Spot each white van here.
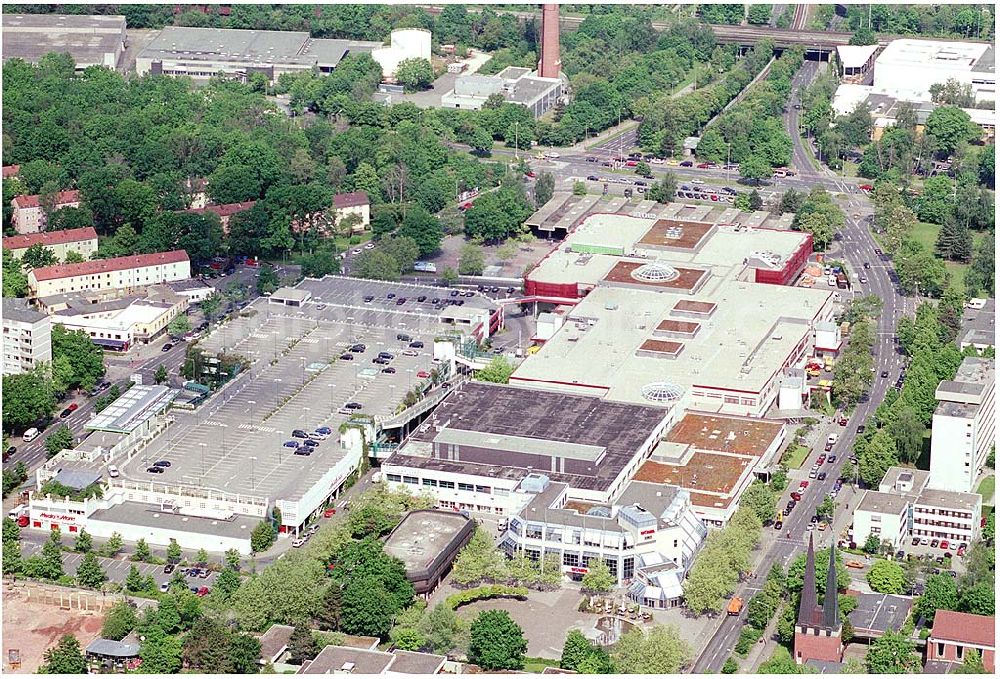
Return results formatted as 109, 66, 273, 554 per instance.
22, 427, 40, 443
827, 433, 839, 445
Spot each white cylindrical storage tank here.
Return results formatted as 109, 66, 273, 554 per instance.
390, 28, 432, 60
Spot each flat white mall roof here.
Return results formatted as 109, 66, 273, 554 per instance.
512, 282, 832, 405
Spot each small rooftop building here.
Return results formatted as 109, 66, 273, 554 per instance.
297, 644, 446, 675
2, 14, 126, 71
836, 44, 878, 83
441, 65, 563, 118
382, 510, 475, 596
959, 298, 995, 354
848, 593, 914, 641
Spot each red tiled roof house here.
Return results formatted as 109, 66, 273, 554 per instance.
11, 190, 81, 234
183, 201, 256, 234
926, 611, 995, 672
3, 227, 99, 261
27, 250, 191, 299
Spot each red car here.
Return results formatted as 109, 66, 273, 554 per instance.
817, 455, 826, 465
323, 508, 336, 518
697, 163, 711, 169
196, 586, 210, 597
799, 481, 809, 489
790, 491, 802, 501
524, 171, 536, 178
859, 184, 873, 192
957, 546, 966, 557
625, 160, 638, 167
458, 202, 473, 211
939, 540, 949, 550
417, 370, 431, 379
710, 194, 719, 201
838, 417, 848, 426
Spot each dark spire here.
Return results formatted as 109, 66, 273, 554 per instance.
797, 533, 820, 626
823, 541, 840, 629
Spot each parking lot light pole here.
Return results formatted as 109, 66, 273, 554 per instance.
249, 456, 257, 491
247, 400, 256, 429
274, 378, 282, 412
199, 442, 207, 477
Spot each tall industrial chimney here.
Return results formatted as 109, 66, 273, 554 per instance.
538, 3, 561, 79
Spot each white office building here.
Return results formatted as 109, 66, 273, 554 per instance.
929, 358, 995, 493
2, 298, 52, 375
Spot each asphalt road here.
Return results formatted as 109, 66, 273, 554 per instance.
690, 62, 911, 673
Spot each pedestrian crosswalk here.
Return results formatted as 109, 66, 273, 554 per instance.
238, 423, 277, 433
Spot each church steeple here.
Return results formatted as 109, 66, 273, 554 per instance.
797, 534, 821, 626
823, 542, 840, 629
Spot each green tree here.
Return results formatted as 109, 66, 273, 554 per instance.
858, 429, 899, 488
287, 622, 319, 664
867, 559, 905, 594
353, 249, 402, 281
722, 657, 739, 673
915, 574, 959, 623
341, 575, 397, 637
73, 528, 92, 553
573, 181, 587, 196
38, 634, 87, 674
166, 539, 182, 564
104, 532, 123, 557
182, 615, 232, 671
865, 629, 922, 673
214, 567, 241, 601
138, 625, 183, 674
398, 206, 443, 257
749, 189, 763, 211
250, 520, 276, 553
2, 368, 57, 432
958, 582, 995, 616
395, 58, 435, 91
51, 325, 105, 391
44, 426, 75, 459
102, 600, 138, 641
468, 610, 527, 671
476, 356, 515, 384
611, 624, 692, 674
39, 529, 64, 580
534, 172, 555, 208
740, 481, 777, 524
2, 249, 28, 297
227, 634, 262, 674
21, 243, 58, 269
133, 538, 152, 562
168, 314, 192, 336
863, 533, 882, 555
124, 564, 146, 593
154, 365, 169, 385
76, 551, 107, 589
458, 242, 485, 275
747, 4, 772, 25
580, 559, 615, 594
849, 26, 878, 45
300, 251, 340, 278
418, 603, 464, 655
739, 154, 772, 184
648, 171, 679, 203
926, 106, 979, 155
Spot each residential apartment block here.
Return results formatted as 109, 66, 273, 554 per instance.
3, 226, 99, 261
333, 191, 371, 232
10, 190, 81, 234
2, 298, 52, 375
27, 251, 191, 300
929, 357, 995, 493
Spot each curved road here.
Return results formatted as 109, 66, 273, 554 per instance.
690, 62, 912, 673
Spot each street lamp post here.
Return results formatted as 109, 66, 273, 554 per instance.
249, 456, 257, 492
199, 442, 207, 477
247, 400, 256, 429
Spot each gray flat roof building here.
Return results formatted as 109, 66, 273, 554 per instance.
383, 509, 474, 595
393, 382, 672, 493
136, 26, 379, 83
441, 67, 563, 118
849, 593, 914, 640
958, 298, 995, 352
2, 14, 126, 70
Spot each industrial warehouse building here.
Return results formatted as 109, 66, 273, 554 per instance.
1, 14, 126, 71
136, 26, 380, 83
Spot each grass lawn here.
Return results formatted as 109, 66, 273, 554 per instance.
977, 475, 995, 506
523, 657, 561, 673
907, 222, 987, 293
841, 160, 859, 178
784, 444, 811, 469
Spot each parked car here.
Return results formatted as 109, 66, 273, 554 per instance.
817, 472, 827, 481
283, 441, 299, 449
417, 370, 431, 378
292, 429, 308, 438
340, 354, 355, 362
159, 582, 170, 593
164, 563, 175, 574
153, 460, 171, 468
147, 466, 165, 474
162, 343, 173, 352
